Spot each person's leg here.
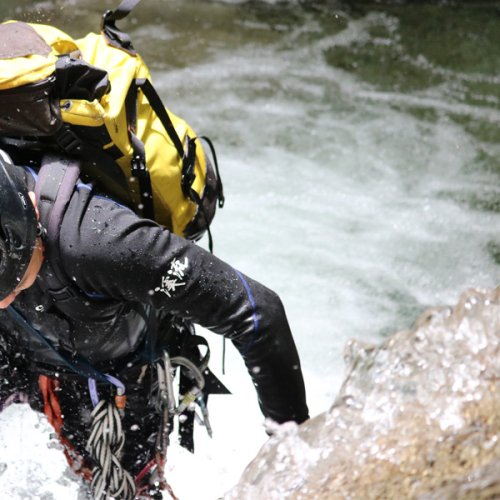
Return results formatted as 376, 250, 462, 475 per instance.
120, 364, 164, 476
0, 330, 30, 409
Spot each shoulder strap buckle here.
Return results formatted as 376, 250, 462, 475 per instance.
55, 126, 83, 154
48, 285, 78, 302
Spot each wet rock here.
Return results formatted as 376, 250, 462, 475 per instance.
226, 288, 500, 499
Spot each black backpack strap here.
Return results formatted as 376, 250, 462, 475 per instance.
124, 77, 204, 223
101, 3, 225, 241
28, 156, 128, 385
125, 81, 155, 220
35, 153, 80, 247
101, 3, 184, 161
101, 0, 142, 54
35, 154, 123, 323
134, 78, 185, 158
200, 136, 225, 209
127, 78, 188, 223
35, 154, 98, 317
35, 154, 81, 300
132, 79, 224, 250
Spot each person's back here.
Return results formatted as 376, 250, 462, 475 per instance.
0, 150, 309, 498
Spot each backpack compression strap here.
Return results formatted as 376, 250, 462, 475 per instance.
125, 77, 188, 222
128, 78, 224, 249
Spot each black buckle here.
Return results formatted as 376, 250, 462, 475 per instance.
49, 285, 77, 302
181, 138, 197, 199
101, 9, 113, 30
55, 127, 83, 154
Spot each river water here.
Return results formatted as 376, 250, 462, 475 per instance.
0, 0, 499, 498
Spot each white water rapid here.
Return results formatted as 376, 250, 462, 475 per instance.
0, 1, 499, 498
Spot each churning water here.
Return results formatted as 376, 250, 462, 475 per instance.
0, 0, 499, 498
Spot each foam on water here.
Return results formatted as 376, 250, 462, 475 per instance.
0, 1, 499, 498
0, 405, 81, 498
149, 4, 499, 372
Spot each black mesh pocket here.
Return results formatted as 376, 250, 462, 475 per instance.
0, 77, 62, 136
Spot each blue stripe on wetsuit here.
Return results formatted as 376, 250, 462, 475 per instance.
233, 269, 260, 355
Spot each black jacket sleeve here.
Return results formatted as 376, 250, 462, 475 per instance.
60, 190, 309, 424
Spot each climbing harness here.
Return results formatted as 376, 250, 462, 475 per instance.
36, 351, 211, 499
8, 302, 219, 499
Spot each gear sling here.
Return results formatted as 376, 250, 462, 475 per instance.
0, 0, 228, 498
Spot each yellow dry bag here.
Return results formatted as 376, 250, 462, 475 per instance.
0, 1, 224, 242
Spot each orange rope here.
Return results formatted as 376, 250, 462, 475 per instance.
39, 374, 179, 499
38, 375, 93, 482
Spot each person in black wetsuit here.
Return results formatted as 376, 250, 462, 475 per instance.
0, 148, 309, 498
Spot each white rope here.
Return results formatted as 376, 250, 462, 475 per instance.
83, 355, 208, 499
86, 400, 136, 500
155, 353, 213, 436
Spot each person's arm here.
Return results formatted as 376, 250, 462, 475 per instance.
150, 240, 309, 425
62, 193, 309, 424
226, 272, 310, 424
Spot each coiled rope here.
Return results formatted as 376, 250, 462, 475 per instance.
86, 399, 136, 500
84, 353, 208, 499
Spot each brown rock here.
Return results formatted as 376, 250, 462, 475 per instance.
226, 288, 500, 499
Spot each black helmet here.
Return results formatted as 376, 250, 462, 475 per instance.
0, 149, 38, 300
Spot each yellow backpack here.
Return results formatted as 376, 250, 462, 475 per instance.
0, 0, 224, 243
